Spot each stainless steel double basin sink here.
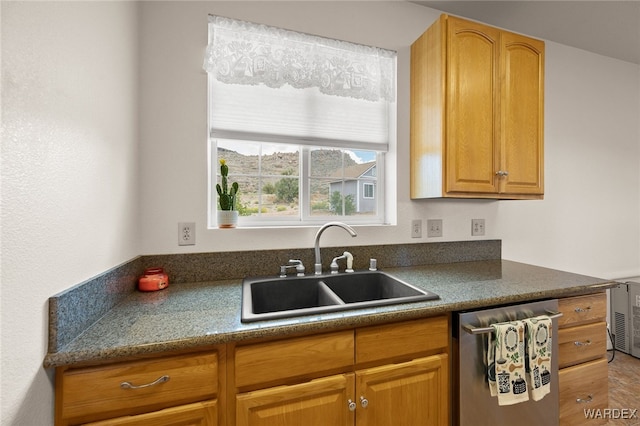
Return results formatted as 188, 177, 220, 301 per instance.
241, 270, 439, 322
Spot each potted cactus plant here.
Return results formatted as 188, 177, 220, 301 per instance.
216, 159, 239, 228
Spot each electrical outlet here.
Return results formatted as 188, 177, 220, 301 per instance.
178, 222, 196, 246
411, 219, 422, 238
471, 219, 485, 236
426, 219, 443, 238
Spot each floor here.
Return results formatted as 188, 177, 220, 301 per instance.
605, 350, 640, 425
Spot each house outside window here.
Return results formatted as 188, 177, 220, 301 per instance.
329, 163, 376, 215
204, 15, 396, 227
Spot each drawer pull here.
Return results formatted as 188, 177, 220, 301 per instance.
576, 395, 593, 404
574, 340, 592, 347
574, 306, 592, 313
120, 375, 170, 390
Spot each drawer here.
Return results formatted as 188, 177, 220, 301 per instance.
558, 322, 607, 369
235, 331, 354, 388
60, 352, 218, 424
85, 400, 217, 426
356, 315, 448, 364
558, 293, 606, 328
559, 357, 608, 426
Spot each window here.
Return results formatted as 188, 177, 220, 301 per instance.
204, 15, 396, 227
363, 183, 375, 199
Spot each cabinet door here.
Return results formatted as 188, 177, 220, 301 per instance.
236, 374, 354, 426
500, 31, 545, 195
446, 17, 500, 194
85, 401, 217, 426
355, 354, 448, 426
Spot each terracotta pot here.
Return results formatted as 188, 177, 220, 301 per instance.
217, 210, 239, 228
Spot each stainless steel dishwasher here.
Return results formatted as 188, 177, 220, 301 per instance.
454, 299, 560, 425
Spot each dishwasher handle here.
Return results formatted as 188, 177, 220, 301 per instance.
462, 310, 563, 335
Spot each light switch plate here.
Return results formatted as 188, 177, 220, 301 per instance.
471, 219, 485, 236
411, 219, 422, 238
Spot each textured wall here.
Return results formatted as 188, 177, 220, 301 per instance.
1, 2, 140, 424
138, 1, 640, 280
497, 41, 640, 278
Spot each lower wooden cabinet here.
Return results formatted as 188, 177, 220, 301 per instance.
232, 316, 450, 426
558, 293, 609, 426
235, 354, 448, 426
55, 317, 449, 426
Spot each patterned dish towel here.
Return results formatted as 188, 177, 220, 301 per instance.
524, 315, 553, 401
488, 320, 529, 405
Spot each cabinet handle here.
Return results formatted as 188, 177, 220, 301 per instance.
574, 306, 592, 313
360, 396, 369, 408
574, 340, 592, 346
347, 399, 357, 411
495, 170, 509, 177
120, 375, 170, 390
462, 310, 562, 335
576, 395, 593, 404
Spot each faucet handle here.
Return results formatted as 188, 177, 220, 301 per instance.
280, 260, 304, 278
330, 255, 345, 274
279, 265, 288, 278
288, 259, 305, 276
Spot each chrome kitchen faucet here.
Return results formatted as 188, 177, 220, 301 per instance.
313, 222, 357, 275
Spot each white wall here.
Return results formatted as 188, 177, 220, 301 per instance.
1, 2, 140, 424
1, 1, 639, 424
139, 1, 505, 254
139, 1, 640, 279
498, 43, 640, 279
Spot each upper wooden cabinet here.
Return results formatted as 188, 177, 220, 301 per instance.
410, 14, 545, 199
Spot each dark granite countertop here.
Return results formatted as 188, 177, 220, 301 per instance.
43, 259, 614, 369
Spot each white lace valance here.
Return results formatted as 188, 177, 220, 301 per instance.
203, 15, 396, 102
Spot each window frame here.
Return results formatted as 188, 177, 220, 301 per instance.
205, 16, 397, 229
